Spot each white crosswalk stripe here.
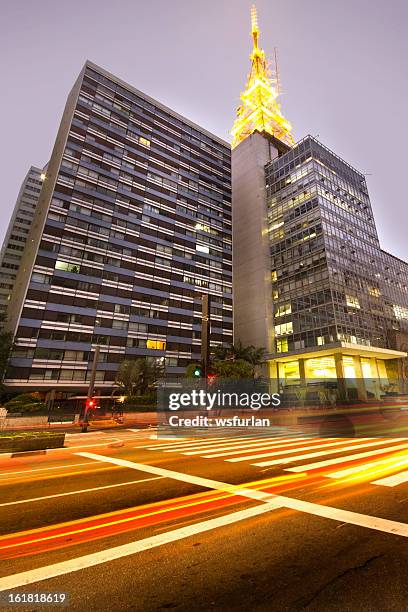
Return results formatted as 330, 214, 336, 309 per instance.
371, 470, 408, 487
144, 430, 303, 452
227, 438, 370, 464
143, 434, 408, 488
325, 449, 408, 480
145, 436, 256, 451
202, 437, 323, 458
183, 436, 314, 456
285, 439, 407, 472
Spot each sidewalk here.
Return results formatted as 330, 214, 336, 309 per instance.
0, 412, 158, 432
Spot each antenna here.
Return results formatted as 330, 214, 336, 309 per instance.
251, 4, 259, 33
273, 47, 281, 95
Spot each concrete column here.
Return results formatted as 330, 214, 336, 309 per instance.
352, 356, 368, 401
268, 360, 279, 393
373, 359, 383, 399
232, 132, 281, 353
298, 358, 306, 383
334, 353, 347, 401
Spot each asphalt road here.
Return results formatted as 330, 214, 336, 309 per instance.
0, 428, 407, 611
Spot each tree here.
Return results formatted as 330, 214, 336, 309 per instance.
243, 346, 267, 376
0, 330, 13, 383
212, 341, 266, 377
213, 340, 249, 362
212, 359, 253, 379
5, 392, 46, 413
115, 357, 164, 396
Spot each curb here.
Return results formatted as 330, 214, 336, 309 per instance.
0, 437, 131, 460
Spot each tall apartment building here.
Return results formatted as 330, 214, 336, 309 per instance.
5, 61, 232, 392
0, 166, 43, 325
232, 7, 407, 398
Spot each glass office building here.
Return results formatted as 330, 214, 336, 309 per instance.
4, 61, 232, 392
264, 136, 407, 394
0, 166, 43, 326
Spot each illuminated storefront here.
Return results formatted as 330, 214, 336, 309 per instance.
271, 344, 405, 400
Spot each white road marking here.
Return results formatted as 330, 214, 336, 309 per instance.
275, 495, 408, 537
182, 436, 313, 456
147, 436, 257, 451
371, 470, 408, 487
0, 477, 164, 507
203, 437, 331, 459
76, 452, 278, 503
0, 504, 279, 592
254, 439, 407, 468
230, 438, 367, 464
0, 462, 97, 479
286, 440, 408, 472
1, 453, 407, 591
77, 453, 408, 539
326, 452, 408, 480
138, 436, 232, 449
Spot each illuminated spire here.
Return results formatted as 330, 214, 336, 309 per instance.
231, 5, 294, 149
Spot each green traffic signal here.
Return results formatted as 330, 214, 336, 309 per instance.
193, 366, 202, 377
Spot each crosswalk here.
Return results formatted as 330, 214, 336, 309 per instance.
144, 434, 408, 488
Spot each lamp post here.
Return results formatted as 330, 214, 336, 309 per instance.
201, 294, 211, 378
81, 345, 100, 433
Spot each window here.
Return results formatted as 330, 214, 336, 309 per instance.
346, 295, 360, 309
275, 303, 292, 317
112, 319, 128, 330
128, 322, 147, 332
34, 348, 64, 360
276, 338, 288, 353
196, 244, 209, 254
393, 305, 408, 320
165, 357, 178, 366
127, 338, 147, 348
31, 272, 51, 284
157, 244, 172, 255
139, 137, 150, 148
155, 257, 170, 267
55, 261, 81, 273
274, 322, 293, 336
146, 339, 166, 350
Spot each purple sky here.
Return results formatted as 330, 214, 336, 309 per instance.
1, 0, 407, 260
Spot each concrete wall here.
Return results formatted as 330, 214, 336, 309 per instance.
232, 132, 279, 352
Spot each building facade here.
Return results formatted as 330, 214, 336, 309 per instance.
264, 137, 407, 396
232, 7, 407, 399
0, 166, 43, 326
5, 61, 232, 392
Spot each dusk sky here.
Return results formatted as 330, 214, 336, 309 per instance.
1, 0, 407, 260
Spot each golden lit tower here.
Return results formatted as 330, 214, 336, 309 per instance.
231, 5, 294, 149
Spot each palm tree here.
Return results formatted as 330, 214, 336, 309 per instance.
244, 345, 267, 377
211, 341, 266, 377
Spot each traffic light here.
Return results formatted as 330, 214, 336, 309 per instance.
193, 365, 202, 377
86, 397, 95, 410
81, 397, 96, 433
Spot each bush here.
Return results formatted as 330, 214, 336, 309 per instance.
212, 359, 253, 379
124, 394, 156, 405
4, 392, 46, 413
